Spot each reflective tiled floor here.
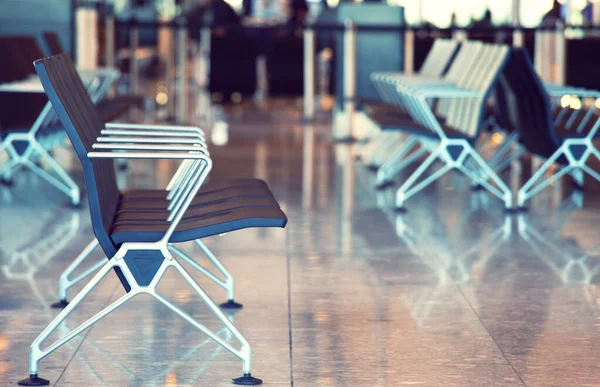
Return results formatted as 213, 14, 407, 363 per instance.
2, 100, 600, 386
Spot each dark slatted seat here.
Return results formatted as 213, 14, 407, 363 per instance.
116, 196, 279, 220
552, 106, 600, 139
366, 108, 471, 139
111, 206, 288, 244
120, 186, 274, 211
122, 177, 268, 200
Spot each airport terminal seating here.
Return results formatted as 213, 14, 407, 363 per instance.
497, 49, 600, 209
362, 38, 461, 183
363, 38, 600, 211
17, 52, 287, 386
365, 42, 513, 210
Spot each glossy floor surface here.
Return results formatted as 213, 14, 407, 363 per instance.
2, 99, 600, 386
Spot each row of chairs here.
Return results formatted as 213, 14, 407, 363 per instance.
362, 38, 600, 211
15, 52, 287, 386
0, 33, 143, 206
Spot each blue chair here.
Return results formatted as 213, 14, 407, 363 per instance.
495, 50, 600, 209
17, 53, 287, 386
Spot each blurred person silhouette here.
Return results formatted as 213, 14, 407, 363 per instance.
583, 0, 593, 25
185, 0, 241, 37
450, 11, 458, 27
472, 8, 493, 29
541, 0, 564, 26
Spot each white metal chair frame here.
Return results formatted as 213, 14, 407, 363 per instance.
24, 121, 262, 384
517, 89, 600, 208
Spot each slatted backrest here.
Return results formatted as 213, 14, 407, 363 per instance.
436, 41, 485, 118
418, 39, 459, 77
442, 41, 484, 85
34, 53, 121, 258
446, 44, 510, 138
370, 39, 460, 104
494, 49, 559, 158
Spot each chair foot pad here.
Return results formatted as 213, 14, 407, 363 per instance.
63, 201, 82, 209
18, 375, 50, 386
376, 181, 394, 190
232, 373, 262, 385
220, 300, 243, 309
571, 182, 585, 191
51, 299, 69, 309
505, 207, 528, 214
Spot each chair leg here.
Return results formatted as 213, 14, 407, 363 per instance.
395, 147, 450, 211
517, 145, 571, 209
51, 239, 104, 308
459, 147, 513, 209
366, 133, 404, 169
18, 258, 136, 386
155, 258, 261, 385
0, 158, 19, 185
571, 168, 585, 190
168, 241, 242, 309
376, 136, 419, 187
194, 239, 241, 309
378, 147, 428, 188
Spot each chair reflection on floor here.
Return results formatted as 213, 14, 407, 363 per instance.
394, 193, 512, 285
518, 192, 600, 285
0, 208, 80, 308
389, 193, 512, 325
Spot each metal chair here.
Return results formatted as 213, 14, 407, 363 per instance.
17, 53, 287, 386
367, 41, 486, 188
374, 44, 513, 210
360, 38, 461, 171
505, 50, 600, 209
